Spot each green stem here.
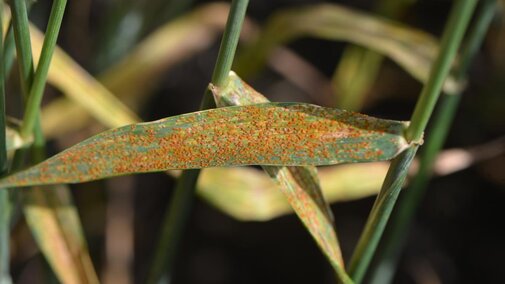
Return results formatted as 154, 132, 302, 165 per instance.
368, 1, 497, 283
348, 1, 477, 283
147, 1, 249, 283
10, 0, 34, 96
9, 0, 66, 168
9, 0, 65, 172
200, 0, 249, 109
4, 27, 16, 76
2, 1, 66, 280
1, 0, 35, 280
146, 169, 200, 284
2, 3, 33, 81
20, 0, 67, 139
348, 147, 418, 283
0, 2, 13, 282
0, 4, 7, 175
8, 0, 33, 174
405, 0, 477, 142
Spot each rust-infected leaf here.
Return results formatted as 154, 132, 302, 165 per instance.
214, 72, 343, 270
0, 102, 409, 187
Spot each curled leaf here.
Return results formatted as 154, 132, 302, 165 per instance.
1, 102, 409, 187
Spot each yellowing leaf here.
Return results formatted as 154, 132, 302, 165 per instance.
199, 163, 388, 220
235, 3, 460, 93
29, 23, 140, 130
99, 2, 231, 101
23, 185, 98, 284
41, 3, 232, 137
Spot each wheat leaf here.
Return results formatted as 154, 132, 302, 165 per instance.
1, 101, 409, 187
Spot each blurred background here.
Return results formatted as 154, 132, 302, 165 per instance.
7, 0, 505, 283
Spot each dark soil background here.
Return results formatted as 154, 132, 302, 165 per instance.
9, 0, 505, 283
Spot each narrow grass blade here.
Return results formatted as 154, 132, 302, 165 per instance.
214, 72, 344, 271
235, 3, 460, 94
23, 185, 98, 283
0, 101, 410, 187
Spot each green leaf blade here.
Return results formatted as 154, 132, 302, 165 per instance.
1, 102, 409, 187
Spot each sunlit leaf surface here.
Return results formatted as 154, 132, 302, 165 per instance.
1, 100, 409, 187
